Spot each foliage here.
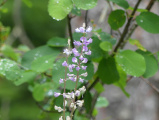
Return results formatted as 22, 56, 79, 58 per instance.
1, 0, 159, 119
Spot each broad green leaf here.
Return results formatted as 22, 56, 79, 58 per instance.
22, 45, 60, 69
0, 59, 22, 81
98, 57, 120, 84
108, 0, 129, 9
52, 58, 94, 90
136, 50, 158, 78
22, 0, 32, 7
99, 41, 112, 51
73, 32, 83, 40
14, 71, 37, 86
31, 55, 56, 73
108, 10, 126, 30
47, 37, 68, 47
136, 12, 159, 33
95, 97, 109, 108
84, 91, 92, 113
129, 38, 146, 51
94, 82, 105, 93
33, 82, 56, 101
73, 0, 97, 10
71, 6, 81, 16
48, 0, 73, 20
97, 32, 116, 45
116, 50, 146, 77
114, 65, 130, 97
1, 45, 19, 61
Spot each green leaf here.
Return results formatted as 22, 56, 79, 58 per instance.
73, 0, 97, 10
84, 91, 92, 113
114, 65, 130, 97
116, 50, 146, 77
14, 71, 37, 86
31, 55, 56, 73
95, 97, 109, 108
22, 0, 33, 7
1, 45, 19, 61
97, 32, 117, 45
94, 82, 105, 93
48, 0, 73, 20
129, 38, 146, 51
128, 6, 148, 12
136, 12, 159, 33
108, 0, 129, 9
136, 50, 158, 78
100, 41, 112, 51
0, 59, 22, 81
22, 45, 60, 69
98, 57, 120, 84
33, 82, 56, 101
47, 37, 68, 47
71, 6, 81, 16
157, 52, 159, 62
108, 10, 126, 30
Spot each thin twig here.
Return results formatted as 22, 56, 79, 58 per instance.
67, 15, 75, 48
85, 10, 89, 28
112, 0, 142, 54
140, 77, 159, 93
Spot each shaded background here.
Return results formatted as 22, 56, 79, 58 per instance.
0, 0, 159, 120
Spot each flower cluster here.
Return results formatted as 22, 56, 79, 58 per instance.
54, 25, 92, 120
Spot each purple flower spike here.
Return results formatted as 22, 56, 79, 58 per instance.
72, 57, 77, 63
59, 78, 64, 84
85, 50, 91, 55
86, 26, 92, 33
62, 61, 68, 66
81, 66, 87, 70
82, 58, 88, 63
83, 46, 88, 52
80, 37, 87, 42
74, 41, 82, 46
54, 92, 61, 97
79, 78, 84, 83
76, 66, 80, 71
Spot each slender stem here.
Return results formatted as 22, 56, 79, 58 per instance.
85, 10, 88, 28
63, 58, 68, 120
112, 0, 142, 54
140, 77, 159, 93
146, 0, 156, 10
67, 15, 75, 48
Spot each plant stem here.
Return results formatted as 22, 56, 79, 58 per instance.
112, 0, 142, 54
67, 15, 75, 48
85, 10, 89, 28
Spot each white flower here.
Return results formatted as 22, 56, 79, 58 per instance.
79, 86, 86, 93
63, 49, 72, 56
70, 103, 75, 108
76, 100, 84, 107
75, 90, 80, 96
59, 116, 63, 120
66, 116, 71, 120
54, 105, 63, 112
81, 72, 88, 77
63, 100, 67, 106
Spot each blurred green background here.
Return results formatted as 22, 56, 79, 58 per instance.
0, 0, 66, 119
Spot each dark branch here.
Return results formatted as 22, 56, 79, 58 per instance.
67, 15, 75, 48
85, 10, 89, 28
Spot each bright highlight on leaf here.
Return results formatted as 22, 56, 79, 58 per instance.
129, 38, 146, 51
136, 12, 159, 33
108, 0, 129, 9
48, 0, 73, 20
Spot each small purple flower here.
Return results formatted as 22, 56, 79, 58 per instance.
81, 66, 87, 70
68, 65, 73, 72
54, 92, 61, 97
79, 55, 84, 61
86, 26, 92, 33
79, 27, 85, 33
62, 61, 68, 67
72, 57, 77, 63
72, 48, 80, 56
83, 46, 88, 52
85, 50, 91, 55
70, 76, 76, 82
79, 78, 84, 83
63, 93, 66, 98
73, 40, 82, 46
80, 37, 87, 42
75, 28, 80, 33
87, 38, 93, 44
59, 78, 64, 84
82, 58, 88, 63
76, 66, 80, 71
75, 90, 80, 96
